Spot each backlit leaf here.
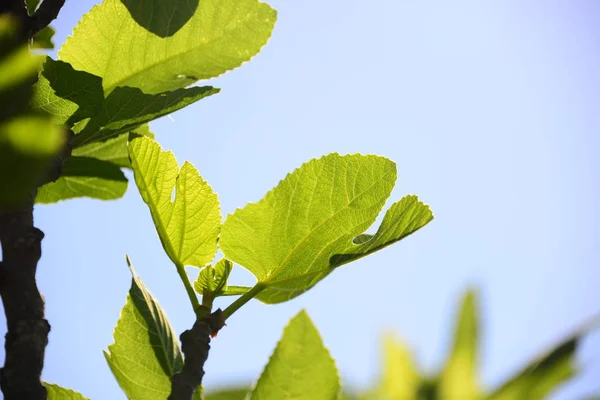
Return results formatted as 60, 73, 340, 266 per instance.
59, 0, 276, 94
129, 136, 221, 267
251, 310, 340, 400
220, 153, 433, 304
105, 256, 183, 400
195, 258, 233, 298
45, 383, 89, 400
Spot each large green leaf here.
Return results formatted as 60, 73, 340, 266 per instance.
220, 153, 433, 304
59, 0, 276, 94
486, 320, 597, 400
251, 310, 340, 400
129, 136, 221, 267
365, 335, 421, 400
45, 383, 89, 400
438, 290, 481, 399
36, 156, 127, 203
105, 256, 183, 400
195, 258, 233, 298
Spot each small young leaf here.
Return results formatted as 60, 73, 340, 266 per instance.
220, 153, 433, 304
195, 258, 233, 298
59, 0, 276, 94
105, 256, 183, 400
36, 157, 127, 203
438, 290, 481, 399
251, 310, 340, 400
486, 318, 599, 400
129, 136, 221, 267
44, 383, 90, 400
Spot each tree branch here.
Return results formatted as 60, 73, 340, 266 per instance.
0, 197, 49, 400
169, 310, 225, 400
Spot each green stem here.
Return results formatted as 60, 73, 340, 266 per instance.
222, 283, 266, 320
175, 263, 202, 318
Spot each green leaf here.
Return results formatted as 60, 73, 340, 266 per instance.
195, 258, 233, 298
438, 290, 481, 399
129, 136, 221, 267
59, 0, 276, 94
32, 58, 219, 147
367, 334, 421, 400
205, 387, 250, 400
36, 156, 127, 203
251, 310, 340, 400
486, 318, 599, 400
105, 256, 183, 400
220, 153, 433, 304
32, 26, 56, 50
74, 84, 218, 147
72, 124, 154, 168
45, 383, 89, 400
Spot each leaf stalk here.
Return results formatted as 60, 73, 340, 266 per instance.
222, 283, 266, 320
175, 264, 202, 320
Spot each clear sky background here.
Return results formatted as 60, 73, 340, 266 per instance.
2, 0, 599, 399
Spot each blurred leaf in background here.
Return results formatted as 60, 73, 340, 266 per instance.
0, 15, 64, 206
204, 289, 597, 400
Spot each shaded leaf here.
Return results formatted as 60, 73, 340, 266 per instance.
120, 0, 199, 38
438, 290, 481, 399
32, 26, 56, 50
36, 156, 127, 203
73, 84, 218, 147
105, 256, 183, 400
26, 0, 41, 15
129, 136, 221, 267
59, 0, 276, 94
220, 153, 433, 304
32, 58, 219, 147
45, 383, 90, 400
195, 258, 233, 298
251, 310, 340, 400
72, 123, 153, 168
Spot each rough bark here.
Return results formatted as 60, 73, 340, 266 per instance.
169, 310, 225, 400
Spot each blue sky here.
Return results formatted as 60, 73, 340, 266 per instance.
3, 0, 599, 398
